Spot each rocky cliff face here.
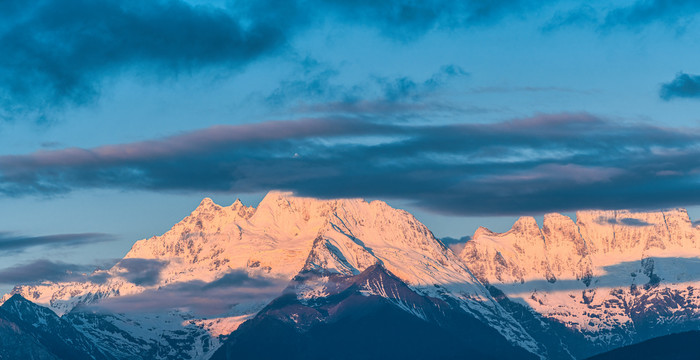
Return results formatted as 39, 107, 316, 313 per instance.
461, 208, 700, 356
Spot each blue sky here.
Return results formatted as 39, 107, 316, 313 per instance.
1, 0, 700, 294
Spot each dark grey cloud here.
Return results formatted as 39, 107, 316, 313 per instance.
660, 73, 700, 100
0, 114, 699, 215
0, 0, 537, 122
115, 258, 168, 286
0, 232, 117, 253
0, 0, 300, 122
0, 259, 98, 284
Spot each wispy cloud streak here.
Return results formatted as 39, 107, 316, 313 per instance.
0, 232, 117, 253
0, 259, 113, 284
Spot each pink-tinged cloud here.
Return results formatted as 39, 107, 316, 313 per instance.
0, 118, 393, 173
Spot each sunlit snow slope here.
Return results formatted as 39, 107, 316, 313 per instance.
461, 209, 700, 354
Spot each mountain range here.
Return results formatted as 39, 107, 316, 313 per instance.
2, 191, 699, 359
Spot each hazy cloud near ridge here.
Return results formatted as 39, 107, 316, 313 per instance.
0, 259, 117, 285
0, 258, 285, 315
85, 269, 288, 316
1, 113, 698, 215
595, 217, 653, 227
114, 258, 169, 286
0, 257, 170, 287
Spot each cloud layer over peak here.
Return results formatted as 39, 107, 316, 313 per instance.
1, 113, 698, 215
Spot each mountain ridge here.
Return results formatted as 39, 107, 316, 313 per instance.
1, 192, 699, 359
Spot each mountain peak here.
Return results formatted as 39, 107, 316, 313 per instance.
513, 216, 538, 228
3, 293, 29, 306
542, 212, 574, 225
473, 226, 495, 240
1, 293, 58, 325
198, 197, 219, 208
191, 197, 223, 215
510, 216, 541, 237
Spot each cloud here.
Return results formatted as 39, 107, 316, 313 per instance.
440, 235, 471, 255
0, 0, 536, 122
0, 114, 699, 215
619, 218, 652, 226
309, 0, 544, 39
1, 260, 284, 315
0, 257, 168, 287
203, 269, 276, 289
0, 232, 117, 254
264, 63, 469, 117
87, 269, 287, 316
544, 1, 700, 31
660, 73, 700, 100
595, 217, 653, 227
0, 0, 302, 122
0, 259, 101, 284
602, 0, 700, 29
542, 5, 599, 32
114, 258, 168, 286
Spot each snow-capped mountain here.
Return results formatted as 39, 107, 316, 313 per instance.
461, 209, 700, 357
1, 191, 541, 358
2, 192, 699, 359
